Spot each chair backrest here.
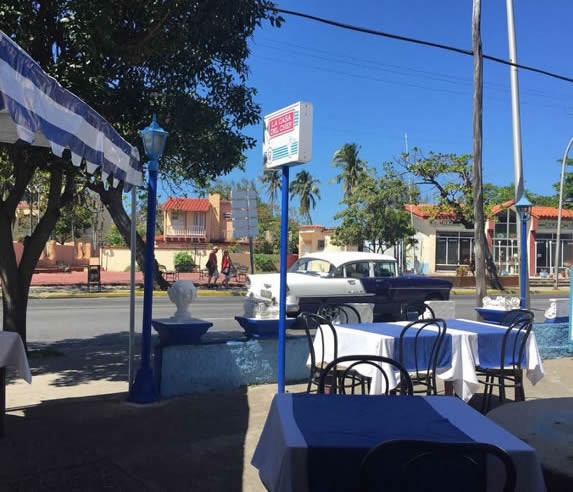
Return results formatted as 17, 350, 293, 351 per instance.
293, 312, 338, 378
499, 309, 534, 327
316, 303, 362, 324
317, 355, 414, 396
398, 319, 447, 395
360, 439, 517, 492
400, 302, 436, 321
500, 317, 533, 370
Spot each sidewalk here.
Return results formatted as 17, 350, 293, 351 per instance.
29, 269, 246, 293
3, 339, 573, 490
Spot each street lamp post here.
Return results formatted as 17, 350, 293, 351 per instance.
553, 137, 573, 289
128, 114, 168, 404
515, 195, 532, 309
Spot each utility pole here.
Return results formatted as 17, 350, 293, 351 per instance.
506, 0, 529, 307
472, 0, 487, 310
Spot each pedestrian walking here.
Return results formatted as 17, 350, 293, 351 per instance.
206, 247, 219, 288
221, 250, 234, 289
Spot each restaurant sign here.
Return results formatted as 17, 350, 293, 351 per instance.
263, 102, 313, 169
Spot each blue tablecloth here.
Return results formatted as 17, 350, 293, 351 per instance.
445, 319, 525, 368
343, 322, 452, 371
252, 394, 546, 492
292, 395, 472, 492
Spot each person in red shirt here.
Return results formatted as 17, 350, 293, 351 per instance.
221, 250, 234, 289
206, 246, 219, 288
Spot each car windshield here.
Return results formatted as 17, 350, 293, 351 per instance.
289, 258, 334, 277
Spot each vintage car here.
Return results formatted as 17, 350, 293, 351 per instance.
245, 251, 453, 322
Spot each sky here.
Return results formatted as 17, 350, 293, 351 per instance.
225, 0, 573, 227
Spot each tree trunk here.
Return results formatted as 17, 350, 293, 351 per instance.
94, 184, 170, 291
472, 0, 488, 312
0, 164, 72, 347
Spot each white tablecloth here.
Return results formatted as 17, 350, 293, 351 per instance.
312, 319, 544, 401
0, 332, 32, 383
252, 394, 546, 492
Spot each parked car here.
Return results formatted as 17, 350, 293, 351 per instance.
245, 251, 453, 322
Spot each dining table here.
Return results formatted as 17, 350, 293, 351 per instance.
252, 393, 546, 492
312, 318, 545, 401
0, 331, 32, 436
488, 397, 573, 490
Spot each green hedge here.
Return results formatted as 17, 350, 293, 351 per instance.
254, 254, 278, 272
174, 252, 196, 272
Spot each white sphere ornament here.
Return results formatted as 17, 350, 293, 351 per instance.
167, 280, 197, 321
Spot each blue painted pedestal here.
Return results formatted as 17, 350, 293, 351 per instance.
152, 318, 213, 346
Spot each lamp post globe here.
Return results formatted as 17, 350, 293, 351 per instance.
515, 195, 532, 309
128, 114, 168, 404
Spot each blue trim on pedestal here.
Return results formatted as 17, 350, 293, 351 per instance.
152, 319, 213, 345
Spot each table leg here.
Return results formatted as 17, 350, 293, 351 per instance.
444, 381, 454, 396
1, 367, 5, 437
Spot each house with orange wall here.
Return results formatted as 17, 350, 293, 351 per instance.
160, 193, 233, 244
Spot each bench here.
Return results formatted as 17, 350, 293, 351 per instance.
159, 265, 178, 282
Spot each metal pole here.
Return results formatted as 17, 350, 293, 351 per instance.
277, 165, 290, 393
128, 158, 158, 403
505, 0, 524, 200
519, 212, 529, 308
554, 137, 573, 289
128, 186, 137, 389
568, 267, 573, 353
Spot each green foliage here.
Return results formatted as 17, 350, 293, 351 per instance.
289, 170, 320, 224
332, 163, 415, 252
254, 254, 278, 272
174, 252, 196, 272
105, 225, 127, 247
399, 148, 474, 228
331, 143, 370, 199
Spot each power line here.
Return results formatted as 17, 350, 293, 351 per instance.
272, 7, 573, 84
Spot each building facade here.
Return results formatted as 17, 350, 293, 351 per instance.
298, 202, 573, 279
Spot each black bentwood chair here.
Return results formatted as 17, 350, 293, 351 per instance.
316, 303, 362, 324
397, 318, 447, 395
317, 355, 414, 396
476, 310, 534, 413
359, 440, 517, 492
400, 302, 436, 321
293, 312, 367, 393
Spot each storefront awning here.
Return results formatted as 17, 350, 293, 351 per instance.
0, 31, 142, 189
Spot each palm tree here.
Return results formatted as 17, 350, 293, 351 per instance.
289, 170, 321, 224
331, 143, 368, 199
259, 169, 282, 211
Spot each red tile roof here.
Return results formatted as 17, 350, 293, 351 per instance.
404, 204, 458, 219
161, 197, 210, 212
532, 206, 573, 219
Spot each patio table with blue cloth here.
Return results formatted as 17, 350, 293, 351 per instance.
252, 393, 546, 492
315, 319, 545, 401
444, 319, 545, 386
0, 332, 32, 437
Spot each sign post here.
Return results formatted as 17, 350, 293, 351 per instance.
263, 102, 313, 393
231, 188, 258, 273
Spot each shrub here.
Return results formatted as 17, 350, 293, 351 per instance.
174, 252, 196, 272
254, 254, 278, 272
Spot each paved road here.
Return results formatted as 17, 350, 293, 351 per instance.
26, 293, 562, 343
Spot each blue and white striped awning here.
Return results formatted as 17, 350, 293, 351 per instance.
0, 31, 142, 189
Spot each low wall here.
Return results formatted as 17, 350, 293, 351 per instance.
533, 323, 572, 359
156, 336, 309, 398
154, 322, 571, 399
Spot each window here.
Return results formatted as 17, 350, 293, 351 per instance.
435, 231, 474, 272
374, 261, 397, 277
317, 240, 325, 251
344, 261, 370, 279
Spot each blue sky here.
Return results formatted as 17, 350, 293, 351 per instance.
226, 0, 573, 227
